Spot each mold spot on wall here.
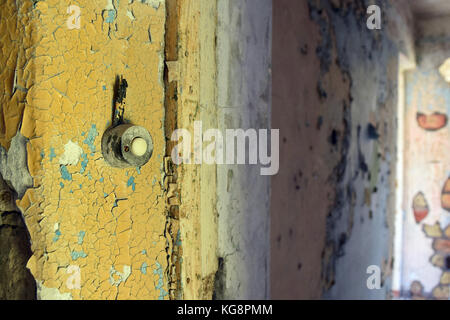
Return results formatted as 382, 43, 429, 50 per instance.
212, 257, 225, 300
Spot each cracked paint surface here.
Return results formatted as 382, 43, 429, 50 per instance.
1, 0, 168, 299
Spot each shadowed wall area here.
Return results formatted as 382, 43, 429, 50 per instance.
0, 175, 36, 299
272, 0, 415, 299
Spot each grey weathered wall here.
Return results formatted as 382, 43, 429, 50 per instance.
214, 0, 272, 300
272, 0, 415, 299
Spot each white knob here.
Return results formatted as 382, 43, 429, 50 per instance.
130, 137, 147, 157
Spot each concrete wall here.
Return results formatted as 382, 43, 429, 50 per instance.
272, 0, 415, 299
214, 0, 272, 300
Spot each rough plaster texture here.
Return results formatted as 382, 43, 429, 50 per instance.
1, 0, 169, 299
215, 0, 272, 300
272, 0, 415, 299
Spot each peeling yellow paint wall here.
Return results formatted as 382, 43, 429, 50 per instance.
0, 0, 220, 300
174, 0, 218, 300
1, 0, 169, 299
0, 1, 32, 150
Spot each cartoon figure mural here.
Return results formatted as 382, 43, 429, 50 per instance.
416, 112, 448, 131
441, 177, 450, 212
422, 222, 450, 299
412, 192, 429, 223
401, 48, 450, 299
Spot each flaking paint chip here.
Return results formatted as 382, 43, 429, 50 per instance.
59, 140, 84, 166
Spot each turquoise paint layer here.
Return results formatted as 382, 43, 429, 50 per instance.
71, 250, 87, 260
80, 153, 88, 174
49, 148, 56, 162
83, 124, 99, 153
153, 262, 168, 300
53, 229, 61, 242
105, 10, 116, 23
140, 262, 148, 275
60, 165, 72, 181
78, 231, 86, 245
127, 176, 136, 191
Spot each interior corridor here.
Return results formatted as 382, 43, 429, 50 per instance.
271, 0, 450, 300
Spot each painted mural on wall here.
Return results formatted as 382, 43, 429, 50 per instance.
412, 192, 429, 223
416, 112, 448, 131
402, 55, 450, 299
441, 177, 450, 211
422, 222, 450, 299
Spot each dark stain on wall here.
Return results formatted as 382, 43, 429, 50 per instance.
0, 176, 36, 299
212, 257, 225, 300
308, 0, 398, 297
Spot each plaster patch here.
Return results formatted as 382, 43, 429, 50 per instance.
126, 10, 135, 20
140, 0, 163, 10
109, 265, 132, 286
105, 0, 116, 10
37, 281, 72, 300
59, 140, 84, 166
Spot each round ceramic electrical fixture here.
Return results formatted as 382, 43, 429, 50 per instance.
130, 137, 148, 157
101, 124, 153, 168
439, 58, 450, 83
